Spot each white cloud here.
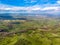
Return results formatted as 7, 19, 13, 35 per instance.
30, 0, 37, 3
24, 0, 37, 3
0, 3, 60, 14
0, 4, 41, 10
57, 0, 60, 4
42, 6, 59, 10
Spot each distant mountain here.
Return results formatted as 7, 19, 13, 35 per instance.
0, 13, 27, 20
0, 12, 60, 20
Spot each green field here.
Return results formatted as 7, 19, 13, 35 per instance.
0, 19, 60, 45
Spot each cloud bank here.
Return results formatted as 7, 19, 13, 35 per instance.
0, 0, 60, 14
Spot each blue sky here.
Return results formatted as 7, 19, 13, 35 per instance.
0, 0, 60, 14
0, 0, 58, 6
0, 0, 57, 6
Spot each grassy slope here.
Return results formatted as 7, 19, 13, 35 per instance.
0, 19, 60, 45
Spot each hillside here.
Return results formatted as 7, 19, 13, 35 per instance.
0, 17, 60, 45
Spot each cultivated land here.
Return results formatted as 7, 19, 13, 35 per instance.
0, 18, 60, 45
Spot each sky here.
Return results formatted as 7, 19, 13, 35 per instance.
0, 0, 58, 6
0, 0, 60, 14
